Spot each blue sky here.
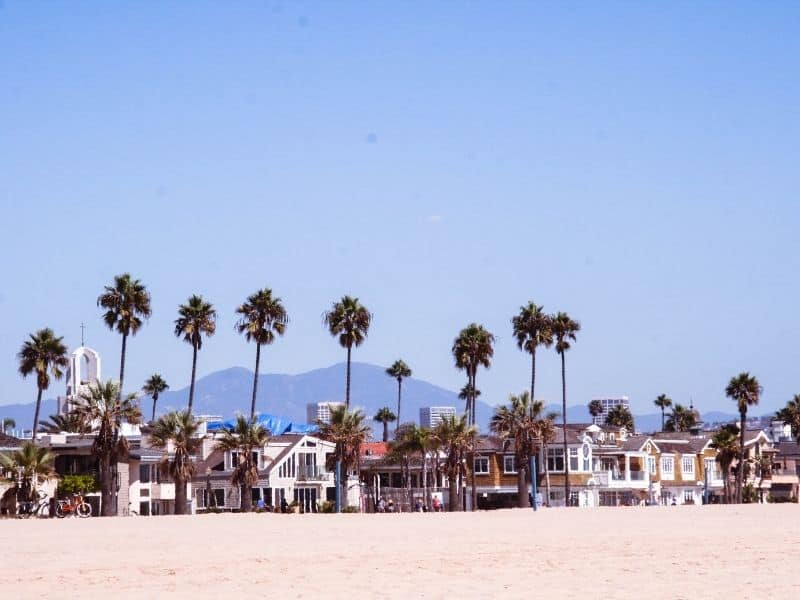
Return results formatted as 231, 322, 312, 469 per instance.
1, 2, 799, 415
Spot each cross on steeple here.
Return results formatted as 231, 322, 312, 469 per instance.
80, 322, 86, 347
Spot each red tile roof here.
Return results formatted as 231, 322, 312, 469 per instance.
361, 442, 389, 457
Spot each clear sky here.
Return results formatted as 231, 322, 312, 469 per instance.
1, 2, 799, 415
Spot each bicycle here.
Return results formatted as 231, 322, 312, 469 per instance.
55, 493, 92, 518
18, 490, 50, 519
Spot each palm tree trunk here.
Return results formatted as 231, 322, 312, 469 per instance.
32, 387, 43, 439
382, 422, 388, 443
151, 392, 158, 423
118, 332, 128, 400
100, 455, 113, 517
188, 343, 198, 415
561, 352, 570, 506
737, 410, 746, 504
174, 472, 186, 515
241, 484, 252, 512
345, 345, 352, 409
470, 371, 478, 512
517, 463, 528, 508
250, 342, 261, 422
396, 378, 402, 432
661, 408, 665, 432
530, 351, 536, 416
543, 445, 552, 506
448, 470, 460, 512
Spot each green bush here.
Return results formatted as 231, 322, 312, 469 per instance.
341, 505, 359, 513
319, 500, 335, 513
58, 474, 99, 496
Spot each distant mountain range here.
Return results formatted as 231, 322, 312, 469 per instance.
0, 362, 751, 436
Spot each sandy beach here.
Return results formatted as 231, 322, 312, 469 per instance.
3, 504, 799, 599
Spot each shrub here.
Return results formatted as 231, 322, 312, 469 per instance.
341, 505, 359, 513
58, 474, 99, 496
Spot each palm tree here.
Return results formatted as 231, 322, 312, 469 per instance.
72, 379, 142, 516
776, 394, 800, 444
458, 384, 480, 415
373, 407, 397, 442
142, 374, 169, 423
235, 288, 288, 421
393, 424, 435, 508
664, 403, 697, 433
551, 311, 580, 505
323, 296, 372, 410
605, 404, 634, 431
511, 302, 553, 414
490, 391, 542, 508
538, 411, 558, 506
38, 412, 91, 435
1, 418, 15, 435
726, 372, 761, 503
316, 405, 371, 506
97, 273, 152, 399
711, 424, 739, 504
149, 410, 201, 515
588, 400, 603, 423
654, 394, 672, 432
433, 414, 476, 511
0, 441, 56, 504
385, 360, 412, 432
17, 328, 69, 439
175, 295, 217, 415
452, 323, 494, 511
215, 415, 270, 512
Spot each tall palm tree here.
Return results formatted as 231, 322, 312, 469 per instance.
0, 441, 56, 504
386, 359, 412, 432
149, 410, 201, 515
97, 273, 152, 399
394, 424, 435, 508
433, 414, 476, 512
711, 424, 739, 504
316, 405, 371, 506
17, 328, 69, 438
373, 407, 397, 442
235, 288, 288, 421
490, 391, 542, 508
776, 394, 800, 444
452, 323, 494, 511
654, 394, 672, 432
664, 403, 698, 433
38, 412, 91, 435
588, 400, 603, 423
726, 372, 761, 503
72, 379, 142, 516
551, 312, 580, 506
605, 405, 634, 431
215, 415, 270, 512
511, 302, 553, 414
323, 296, 372, 410
1, 418, 16, 435
142, 374, 169, 423
175, 295, 217, 415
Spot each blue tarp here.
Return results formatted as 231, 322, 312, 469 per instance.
206, 413, 318, 435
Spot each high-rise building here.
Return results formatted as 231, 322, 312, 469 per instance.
592, 396, 630, 426
306, 402, 344, 425
420, 406, 456, 429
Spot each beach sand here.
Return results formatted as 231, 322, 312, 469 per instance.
3, 504, 799, 599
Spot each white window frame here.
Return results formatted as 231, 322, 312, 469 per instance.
547, 447, 565, 472
681, 455, 695, 478
647, 456, 657, 474
569, 448, 580, 472
503, 455, 517, 474
661, 455, 674, 480
473, 456, 490, 475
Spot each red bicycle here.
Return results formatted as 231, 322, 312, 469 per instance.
55, 494, 92, 518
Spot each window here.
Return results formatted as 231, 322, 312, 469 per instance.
140, 464, 151, 483
474, 457, 489, 474
682, 455, 695, 477
683, 490, 694, 504
661, 456, 674, 479
569, 448, 579, 472
547, 448, 564, 471
503, 455, 516, 473
704, 458, 718, 480
213, 489, 225, 508
647, 456, 657, 474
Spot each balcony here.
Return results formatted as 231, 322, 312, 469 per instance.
295, 465, 330, 482
596, 470, 649, 488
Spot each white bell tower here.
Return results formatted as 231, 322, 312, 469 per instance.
57, 346, 102, 416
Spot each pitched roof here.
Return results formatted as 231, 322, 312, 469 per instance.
0, 432, 22, 449
361, 442, 389, 458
